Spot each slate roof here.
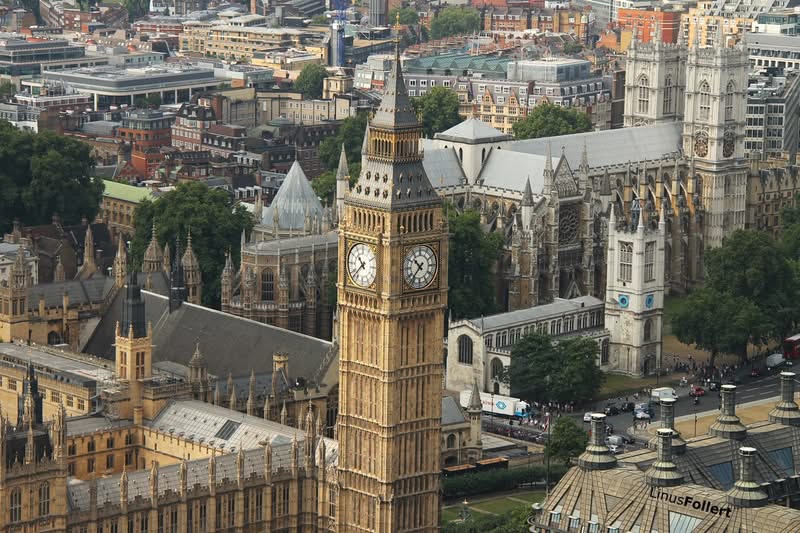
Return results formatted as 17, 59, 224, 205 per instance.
27, 276, 115, 310
0, 342, 114, 388
469, 296, 603, 331
435, 118, 511, 145
420, 147, 465, 189
243, 231, 337, 255
478, 148, 558, 194
510, 122, 682, 169
83, 291, 335, 383
442, 395, 467, 426
67, 400, 338, 512
370, 51, 418, 130
261, 160, 324, 231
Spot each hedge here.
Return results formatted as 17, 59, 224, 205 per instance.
443, 465, 569, 499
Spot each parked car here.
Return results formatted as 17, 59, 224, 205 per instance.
689, 385, 706, 397
634, 410, 651, 420
619, 402, 635, 412
621, 434, 636, 445
604, 404, 620, 416
583, 412, 593, 422
750, 368, 761, 378
635, 403, 654, 417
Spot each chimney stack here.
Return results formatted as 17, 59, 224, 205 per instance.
577, 414, 617, 471
649, 398, 686, 454
709, 385, 747, 440
726, 447, 768, 508
645, 428, 684, 487
768, 372, 800, 426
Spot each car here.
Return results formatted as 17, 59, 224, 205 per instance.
621, 434, 636, 445
583, 412, 593, 422
708, 381, 722, 391
604, 404, 620, 416
619, 402, 635, 412
750, 368, 761, 378
635, 403, 654, 417
608, 443, 623, 454
634, 410, 651, 420
689, 385, 706, 397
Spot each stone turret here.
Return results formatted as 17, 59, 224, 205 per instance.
768, 372, 800, 426
726, 447, 768, 508
246, 369, 256, 416
188, 343, 210, 402
143, 222, 163, 273
577, 414, 617, 471
81, 224, 96, 277
113, 237, 127, 288
181, 229, 202, 305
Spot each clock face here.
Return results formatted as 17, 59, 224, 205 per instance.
645, 294, 655, 309
723, 131, 735, 158
403, 245, 437, 290
347, 243, 377, 288
694, 133, 709, 158
618, 294, 630, 309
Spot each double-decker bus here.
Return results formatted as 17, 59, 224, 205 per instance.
782, 334, 800, 360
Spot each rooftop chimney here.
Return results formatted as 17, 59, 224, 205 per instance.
708, 385, 747, 440
768, 372, 800, 426
577, 414, 617, 471
726, 447, 768, 508
649, 398, 686, 454
645, 428, 684, 487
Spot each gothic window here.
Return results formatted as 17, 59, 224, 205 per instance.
644, 319, 653, 342
261, 269, 274, 301
644, 241, 656, 281
490, 357, 504, 380
601, 340, 609, 364
619, 242, 633, 283
457, 335, 473, 365
663, 76, 673, 114
725, 81, 735, 121
39, 482, 50, 516
637, 75, 649, 114
446, 434, 456, 448
484, 334, 493, 348
9, 488, 21, 522
699, 81, 711, 120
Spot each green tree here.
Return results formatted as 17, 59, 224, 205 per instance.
0, 122, 102, 233
442, 506, 531, 533
705, 229, 798, 341
672, 288, 770, 364
124, 0, 148, 21
563, 42, 584, 55
0, 81, 16, 99
411, 86, 462, 139
388, 6, 419, 25
129, 182, 253, 308
781, 194, 800, 227
447, 209, 504, 319
311, 14, 328, 25
512, 103, 592, 140
430, 7, 481, 39
294, 63, 329, 99
318, 112, 370, 170
507, 332, 604, 403
546, 417, 589, 466
311, 168, 358, 205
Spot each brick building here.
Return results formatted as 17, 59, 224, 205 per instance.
617, 8, 682, 44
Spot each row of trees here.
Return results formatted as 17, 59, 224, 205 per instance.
673, 211, 800, 364
0, 122, 103, 234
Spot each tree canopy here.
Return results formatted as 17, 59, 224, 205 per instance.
129, 182, 253, 308
512, 103, 592, 140
442, 506, 531, 533
507, 332, 604, 403
294, 63, 329, 99
318, 113, 368, 170
0, 122, 102, 234
430, 7, 481, 39
447, 208, 505, 319
546, 417, 589, 466
411, 86, 462, 139
672, 228, 798, 364
0, 81, 16, 99
388, 6, 419, 25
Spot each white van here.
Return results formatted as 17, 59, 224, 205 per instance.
650, 387, 678, 403
766, 353, 786, 370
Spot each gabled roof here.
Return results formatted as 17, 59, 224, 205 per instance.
370, 49, 418, 130
83, 290, 335, 383
477, 148, 557, 195
421, 147, 465, 188
435, 117, 511, 145
510, 122, 682, 169
261, 160, 324, 231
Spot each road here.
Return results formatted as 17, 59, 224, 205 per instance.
578, 369, 784, 438
480, 368, 787, 448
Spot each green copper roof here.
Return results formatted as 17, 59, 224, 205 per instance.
102, 180, 156, 204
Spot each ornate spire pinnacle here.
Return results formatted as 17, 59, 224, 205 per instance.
521, 179, 534, 207
336, 144, 349, 182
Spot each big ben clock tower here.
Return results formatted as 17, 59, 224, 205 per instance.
336, 34, 448, 533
